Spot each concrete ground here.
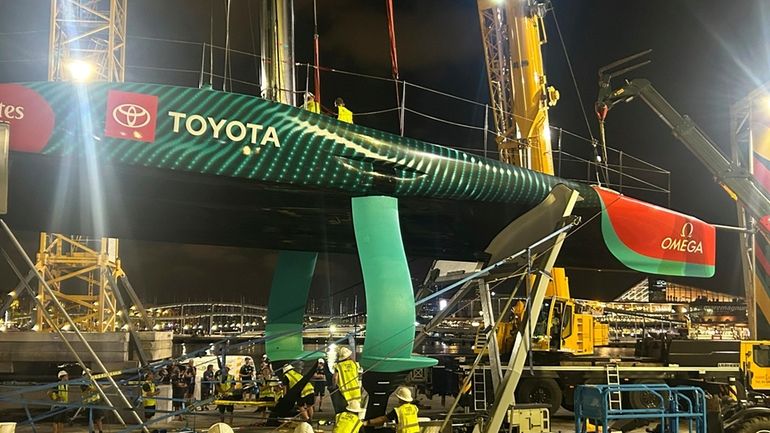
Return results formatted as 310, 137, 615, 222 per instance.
4, 395, 661, 433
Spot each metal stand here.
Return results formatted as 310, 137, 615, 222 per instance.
482, 188, 579, 433
478, 280, 503, 389
0, 220, 149, 433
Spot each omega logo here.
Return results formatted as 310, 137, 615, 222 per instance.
661, 222, 703, 254
112, 103, 151, 128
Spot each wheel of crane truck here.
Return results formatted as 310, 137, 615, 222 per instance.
735, 416, 770, 433
626, 379, 669, 410
515, 378, 562, 414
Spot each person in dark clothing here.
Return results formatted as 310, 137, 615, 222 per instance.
158, 366, 170, 385
324, 359, 346, 414
184, 360, 197, 407
239, 357, 256, 401
312, 358, 327, 412
202, 364, 215, 409
170, 365, 187, 420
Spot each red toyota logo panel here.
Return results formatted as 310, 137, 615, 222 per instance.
104, 90, 159, 143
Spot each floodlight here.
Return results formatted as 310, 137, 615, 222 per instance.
65, 60, 94, 82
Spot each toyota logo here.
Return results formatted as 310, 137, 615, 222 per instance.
112, 103, 151, 128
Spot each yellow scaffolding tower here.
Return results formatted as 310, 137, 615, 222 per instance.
33, 233, 147, 332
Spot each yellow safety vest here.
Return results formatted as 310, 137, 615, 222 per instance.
52, 383, 68, 403
83, 385, 100, 404
142, 381, 156, 407
286, 370, 315, 398
304, 100, 320, 114
260, 383, 274, 399
395, 403, 419, 433
335, 359, 361, 402
217, 374, 236, 397
333, 411, 363, 433
337, 106, 353, 124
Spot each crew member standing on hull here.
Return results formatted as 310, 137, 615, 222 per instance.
48, 370, 69, 433
333, 347, 361, 412
335, 98, 353, 124
303, 93, 320, 114
364, 387, 419, 433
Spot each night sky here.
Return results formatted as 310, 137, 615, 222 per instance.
1, 1, 769, 305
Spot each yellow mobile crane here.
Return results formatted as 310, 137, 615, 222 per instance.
476, 0, 605, 356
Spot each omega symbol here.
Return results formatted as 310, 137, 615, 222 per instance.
680, 222, 694, 238
112, 103, 151, 128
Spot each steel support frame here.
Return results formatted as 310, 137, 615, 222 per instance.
49, 0, 127, 82
731, 88, 762, 338
33, 233, 130, 332
0, 220, 148, 432
477, 1, 518, 163
482, 189, 579, 433
478, 279, 503, 389
413, 280, 475, 348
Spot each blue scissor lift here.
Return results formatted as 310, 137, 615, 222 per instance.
574, 384, 707, 433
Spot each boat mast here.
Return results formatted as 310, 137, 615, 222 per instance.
260, 0, 296, 106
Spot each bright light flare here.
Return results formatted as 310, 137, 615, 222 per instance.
65, 60, 94, 82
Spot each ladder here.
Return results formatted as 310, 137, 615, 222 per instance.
606, 363, 622, 411
473, 368, 488, 411
473, 325, 489, 354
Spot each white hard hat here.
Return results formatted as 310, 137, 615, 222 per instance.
294, 422, 314, 433
318, 358, 325, 364
282, 363, 294, 373
58, 370, 68, 378
338, 347, 353, 361
395, 386, 413, 402
346, 400, 365, 413
208, 422, 234, 433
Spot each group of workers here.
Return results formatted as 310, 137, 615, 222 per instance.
303, 93, 354, 124
48, 369, 106, 433
50, 346, 419, 433
282, 346, 420, 433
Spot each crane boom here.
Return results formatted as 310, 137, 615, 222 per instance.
599, 78, 770, 225
477, 0, 557, 173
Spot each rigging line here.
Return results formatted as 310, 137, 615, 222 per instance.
550, 4, 595, 142
356, 107, 401, 116
247, 1, 260, 94
223, 0, 232, 92
210, 0, 214, 87
404, 107, 486, 131
312, 0, 321, 102
557, 150, 669, 191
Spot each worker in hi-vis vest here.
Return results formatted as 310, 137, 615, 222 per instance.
141, 371, 159, 421
333, 346, 361, 410
303, 93, 320, 114
335, 97, 353, 124
363, 387, 419, 433
333, 400, 365, 433
49, 370, 70, 433
282, 363, 316, 420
